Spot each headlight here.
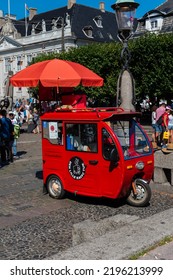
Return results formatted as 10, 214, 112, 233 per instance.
136, 161, 145, 170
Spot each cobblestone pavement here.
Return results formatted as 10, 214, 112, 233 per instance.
0, 131, 173, 260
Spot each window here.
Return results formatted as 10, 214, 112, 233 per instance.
5, 58, 11, 72
107, 33, 113, 40
66, 123, 97, 152
107, 120, 151, 159
27, 54, 32, 65
151, 20, 158, 29
93, 16, 103, 27
97, 31, 103, 38
42, 121, 63, 145
102, 128, 118, 160
17, 56, 22, 71
83, 26, 93, 38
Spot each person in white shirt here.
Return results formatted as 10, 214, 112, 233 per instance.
168, 111, 173, 143
151, 105, 157, 145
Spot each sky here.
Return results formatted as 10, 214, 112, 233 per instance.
0, 0, 166, 20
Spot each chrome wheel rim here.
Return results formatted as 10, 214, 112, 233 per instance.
50, 179, 61, 195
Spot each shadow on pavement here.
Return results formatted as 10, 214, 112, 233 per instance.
18, 151, 27, 157
35, 170, 43, 180
65, 192, 127, 209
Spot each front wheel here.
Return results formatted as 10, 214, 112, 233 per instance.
126, 179, 151, 207
47, 175, 65, 199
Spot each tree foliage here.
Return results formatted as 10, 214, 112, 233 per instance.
129, 33, 173, 103
32, 33, 173, 104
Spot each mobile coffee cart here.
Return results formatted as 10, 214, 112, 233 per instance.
41, 107, 154, 207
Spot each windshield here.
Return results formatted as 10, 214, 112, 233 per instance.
106, 119, 151, 159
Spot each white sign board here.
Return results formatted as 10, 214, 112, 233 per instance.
49, 122, 58, 139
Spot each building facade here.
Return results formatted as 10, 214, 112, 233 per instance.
0, 0, 117, 102
136, 0, 173, 36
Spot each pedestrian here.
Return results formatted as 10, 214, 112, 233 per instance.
26, 109, 35, 133
0, 109, 14, 165
151, 105, 157, 148
168, 110, 173, 144
32, 108, 40, 134
155, 103, 166, 146
162, 106, 172, 148
8, 111, 20, 159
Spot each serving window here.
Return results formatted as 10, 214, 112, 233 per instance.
65, 123, 98, 152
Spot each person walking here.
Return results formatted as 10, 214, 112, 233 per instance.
8, 111, 20, 159
162, 106, 172, 148
151, 105, 157, 148
32, 108, 40, 134
26, 109, 34, 133
155, 103, 166, 146
162, 106, 171, 129
168, 110, 173, 144
0, 109, 14, 166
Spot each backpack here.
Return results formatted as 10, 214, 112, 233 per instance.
156, 115, 163, 125
14, 124, 20, 139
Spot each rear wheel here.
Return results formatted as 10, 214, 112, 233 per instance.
126, 179, 151, 207
47, 175, 65, 199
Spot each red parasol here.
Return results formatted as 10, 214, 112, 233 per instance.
10, 59, 103, 88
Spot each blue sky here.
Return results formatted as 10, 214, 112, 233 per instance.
0, 0, 165, 19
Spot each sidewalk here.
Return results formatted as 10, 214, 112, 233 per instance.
47, 208, 173, 260
138, 240, 173, 260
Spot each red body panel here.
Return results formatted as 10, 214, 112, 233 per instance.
41, 108, 154, 199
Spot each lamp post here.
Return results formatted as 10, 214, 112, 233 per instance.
112, 0, 139, 110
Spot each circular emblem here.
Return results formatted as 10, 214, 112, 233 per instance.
68, 157, 86, 180
50, 125, 55, 131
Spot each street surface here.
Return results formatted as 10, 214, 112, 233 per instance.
0, 130, 173, 259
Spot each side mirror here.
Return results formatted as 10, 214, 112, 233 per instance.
109, 148, 119, 162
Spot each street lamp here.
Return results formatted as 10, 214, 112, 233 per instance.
111, 0, 139, 110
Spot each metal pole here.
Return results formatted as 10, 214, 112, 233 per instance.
25, 4, 28, 37
61, 17, 65, 52
8, 0, 10, 17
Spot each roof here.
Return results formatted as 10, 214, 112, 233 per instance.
156, 0, 173, 14
41, 107, 141, 121
12, 4, 118, 43
136, 1, 173, 35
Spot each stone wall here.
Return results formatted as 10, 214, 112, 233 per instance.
154, 150, 173, 186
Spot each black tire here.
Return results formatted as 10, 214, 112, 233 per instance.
47, 175, 65, 199
126, 179, 151, 207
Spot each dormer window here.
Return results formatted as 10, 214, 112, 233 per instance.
83, 26, 93, 38
107, 33, 113, 40
97, 31, 103, 38
151, 20, 158, 29
93, 16, 103, 28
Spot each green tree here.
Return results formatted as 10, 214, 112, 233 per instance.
31, 33, 173, 105
130, 33, 173, 103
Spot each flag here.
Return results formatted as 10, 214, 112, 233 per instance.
25, 4, 29, 36
25, 3, 29, 13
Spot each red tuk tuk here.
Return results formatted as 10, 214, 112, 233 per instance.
41, 107, 154, 207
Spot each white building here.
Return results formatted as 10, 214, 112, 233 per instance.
136, 0, 173, 36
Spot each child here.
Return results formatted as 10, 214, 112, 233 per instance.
8, 111, 20, 159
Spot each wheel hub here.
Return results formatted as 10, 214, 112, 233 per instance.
52, 181, 60, 193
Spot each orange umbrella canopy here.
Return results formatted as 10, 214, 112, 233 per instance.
10, 59, 104, 88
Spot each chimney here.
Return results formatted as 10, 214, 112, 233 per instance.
67, 0, 76, 9
29, 8, 37, 21
99, 2, 105, 12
